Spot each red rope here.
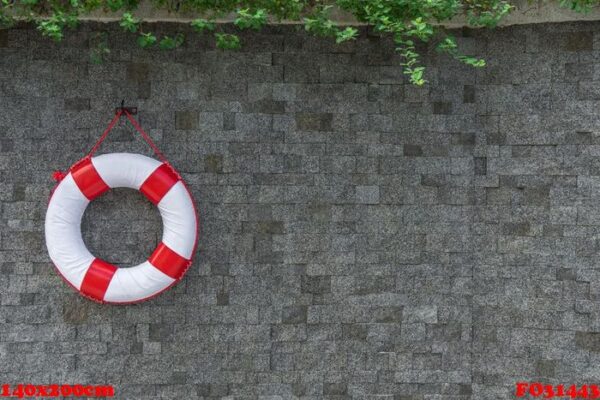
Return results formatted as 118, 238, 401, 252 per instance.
123, 110, 168, 163
87, 110, 123, 157
86, 109, 168, 163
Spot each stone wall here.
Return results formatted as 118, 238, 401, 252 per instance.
0, 20, 599, 399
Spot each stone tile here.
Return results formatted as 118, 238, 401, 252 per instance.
295, 113, 333, 131
126, 62, 150, 82
175, 111, 199, 130
0, 30, 8, 48
564, 32, 593, 51
356, 185, 380, 204
404, 145, 423, 157
64, 98, 90, 111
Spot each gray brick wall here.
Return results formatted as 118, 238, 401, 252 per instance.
0, 20, 599, 399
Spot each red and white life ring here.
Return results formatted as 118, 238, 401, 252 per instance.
45, 153, 198, 304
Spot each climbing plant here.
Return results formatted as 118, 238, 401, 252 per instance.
0, 0, 593, 84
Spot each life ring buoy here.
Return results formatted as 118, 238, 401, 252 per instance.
45, 153, 198, 304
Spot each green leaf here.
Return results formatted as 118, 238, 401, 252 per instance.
234, 8, 267, 30
215, 33, 240, 50
560, 0, 596, 13
303, 6, 338, 38
191, 18, 216, 33
459, 56, 486, 67
436, 36, 457, 52
335, 27, 358, 43
119, 12, 139, 33
466, 1, 513, 28
65, 13, 79, 29
137, 32, 156, 48
105, 0, 124, 12
37, 19, 63, 41
436, 35, 487, 69
90, 32, 110, 64
159, 33, 184, 50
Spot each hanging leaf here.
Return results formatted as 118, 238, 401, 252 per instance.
119, 12, 139, 33
137, 32, 157, 48
215, 33, 241, 50
191, 18, 216, 33
159, 33, 184, 50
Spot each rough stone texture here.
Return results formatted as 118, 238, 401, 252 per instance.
1, 20, 600, 399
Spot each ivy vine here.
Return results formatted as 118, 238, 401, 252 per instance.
0, 0, 594, 85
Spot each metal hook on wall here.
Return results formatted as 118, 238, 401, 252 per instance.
115, 99, 138, 116
115, 99, 138, 128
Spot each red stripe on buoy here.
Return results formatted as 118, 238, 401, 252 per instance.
140, 163, 179, 205
148, 242, 190, 279
71, 158, 110, 200
80, 259, 118, 302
